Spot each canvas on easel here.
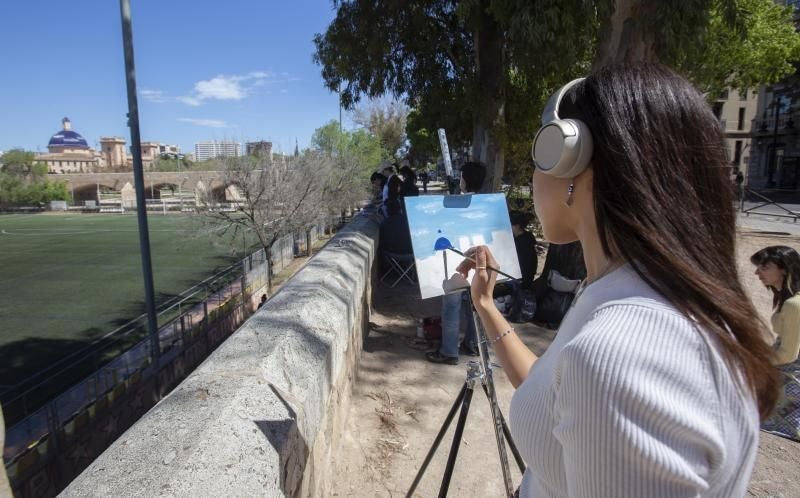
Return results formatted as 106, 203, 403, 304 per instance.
404, 194, 522, 299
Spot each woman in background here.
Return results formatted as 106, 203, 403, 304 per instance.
752, 245, 800, 441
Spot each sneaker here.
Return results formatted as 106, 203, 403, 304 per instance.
425, 351, 458, 365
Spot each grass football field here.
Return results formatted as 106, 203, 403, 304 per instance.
0, 213, 253, 389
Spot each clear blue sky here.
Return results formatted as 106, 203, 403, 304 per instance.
0, 0, 353, 156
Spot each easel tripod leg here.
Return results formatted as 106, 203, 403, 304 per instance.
406, 383, 468, 498
482, 384, 525, 473
481, 371, 514, 496
438, 385, 475, 498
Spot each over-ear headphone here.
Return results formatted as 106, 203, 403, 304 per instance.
531, 78, 593, 178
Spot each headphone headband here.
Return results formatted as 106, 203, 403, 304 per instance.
541, 78, 586, 124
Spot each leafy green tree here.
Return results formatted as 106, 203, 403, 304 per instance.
153, 155, 194, 172
314, 1, 595, 190
0, 149, 40, 176
314, 0, 800, 191
405, 108, 440, 166
0, 148, 69, 207
311, 120, 383, 178
679, 0, 800, 98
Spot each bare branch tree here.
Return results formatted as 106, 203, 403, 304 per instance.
353, 98, 409, 160
196, 151, 340, 292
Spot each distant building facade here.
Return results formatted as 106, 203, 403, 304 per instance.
34, 118, 178, 174
100, 136, 127, 169
38, 118, 102, 174
711, 88, 759, 175
158, 144, 181, 158
246, 141, 272, 159
746, 1, 800, 193
99, 138, 167, 170
194, 141, 241, 162
749, 79, 800, 190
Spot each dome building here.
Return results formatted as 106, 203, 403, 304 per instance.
38, 118, 102, 173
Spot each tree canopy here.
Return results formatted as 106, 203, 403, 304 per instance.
311, 120, 383, 178
314, 0, 800, 190
0, 149, 69, 208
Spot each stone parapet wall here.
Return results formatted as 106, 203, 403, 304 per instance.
60, 214, 378, 497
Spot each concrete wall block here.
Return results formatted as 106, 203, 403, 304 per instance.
61, 214, 378, 497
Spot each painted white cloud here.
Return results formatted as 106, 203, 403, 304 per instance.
460, 211, 488, 220
177, 118, 228, 128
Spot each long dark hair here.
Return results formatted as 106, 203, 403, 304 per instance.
560, 64, 778, 418
751, 245, 800, 311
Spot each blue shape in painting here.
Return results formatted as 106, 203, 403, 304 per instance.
433, 237, 453, 251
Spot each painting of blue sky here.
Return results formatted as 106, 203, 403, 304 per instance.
405, 194, 521, 299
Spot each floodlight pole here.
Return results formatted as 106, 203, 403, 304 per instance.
120, 0, 160, 365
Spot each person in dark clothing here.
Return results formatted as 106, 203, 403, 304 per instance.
371, 171, 387, 203
530, 241, 586, 325
379, 209, 413, 254
510, 211, 538, 289
420, 170, 429, 193
735, 170, 745, 201
493, 211, 538, 320
400, 165, 419, 197
381, 163, 402, 216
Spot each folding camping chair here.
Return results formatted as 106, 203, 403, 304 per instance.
380, 251, 417, 288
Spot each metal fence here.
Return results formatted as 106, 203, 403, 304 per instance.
739, 187, 800, 222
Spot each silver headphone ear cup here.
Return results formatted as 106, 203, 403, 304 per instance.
558, 119, 593, 178
532, 119, 593, 178
531, 123, 566, 173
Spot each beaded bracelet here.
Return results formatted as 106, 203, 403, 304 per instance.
493, 329, 515, 344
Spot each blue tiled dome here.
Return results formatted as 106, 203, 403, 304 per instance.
48, 119, 89, 149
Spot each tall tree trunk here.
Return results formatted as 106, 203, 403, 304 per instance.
265, 244, 274, 293
545, 0, 659, 292
594, 0, 659, 69
472, 2, 506, 192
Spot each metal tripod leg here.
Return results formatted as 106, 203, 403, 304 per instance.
438, 383, 475, 498
472, 312, 514, 497
482, 384, 525, 473
406, 383, 469, 497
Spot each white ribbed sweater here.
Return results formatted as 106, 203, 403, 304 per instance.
509, 265, 759, 497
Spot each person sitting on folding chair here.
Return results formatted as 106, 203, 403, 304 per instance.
379, 197, 415, 287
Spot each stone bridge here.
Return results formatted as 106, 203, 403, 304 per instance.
54, 171, 231, 203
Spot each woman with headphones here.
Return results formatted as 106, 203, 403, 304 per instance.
458, 64, 778, 497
